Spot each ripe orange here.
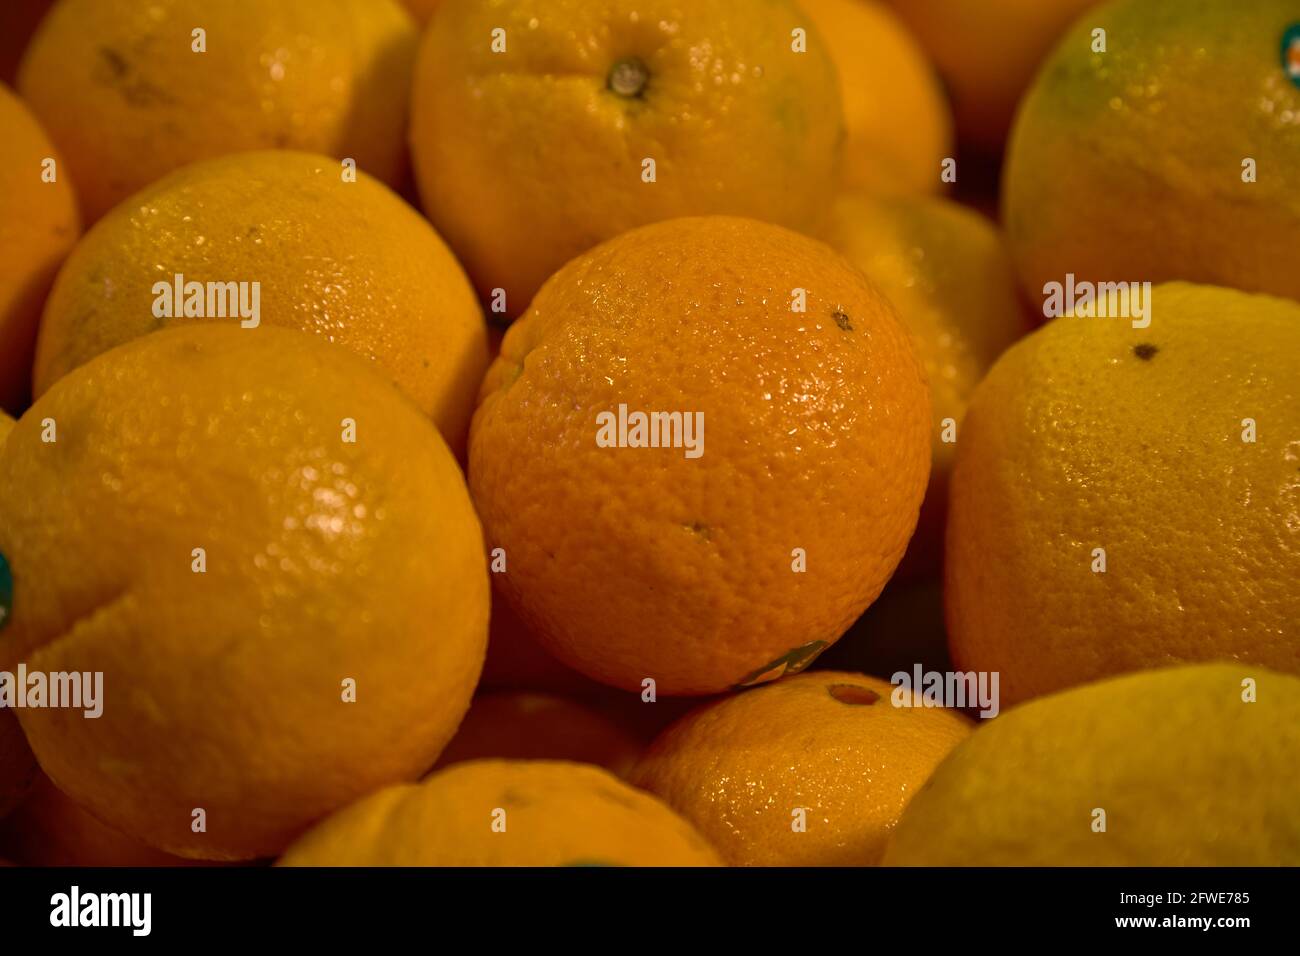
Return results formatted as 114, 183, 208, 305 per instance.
33, 150, 486, 450
946, 283, 1300, 706
19, 0, 418, 222
1002, 0, 1300, 304
433, 691, 642, 777
800, 0, 952, 194
882, 0, 1101, 154
0, 82, 79, 412
470, 216, 930, 696
0, 324, 488, 859
278, 760, 722, 866
632, 672, 972, 865
410, 0, 844, 312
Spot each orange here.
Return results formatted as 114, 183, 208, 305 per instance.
884, 665, 1300, 865
801, 0, 952, 194
825, 191, 1029, 575
19, 0, 417, 222
433, 691, 642, 777
33, 150, 486, 450
882, 0, 1101, 155
946, 283, 1300, 707
1002, 0, 1300, 304
0, 324, 488, 859
0, 773, 196, 867
632, 672, 972, 865
0, 82, 79, 412
410, 0, 844, 313
278, 760, 722, 866
470, 216, 930, 696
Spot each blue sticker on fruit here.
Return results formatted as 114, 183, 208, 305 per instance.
0, 552, 10, 632
1284, 24, 1300, 87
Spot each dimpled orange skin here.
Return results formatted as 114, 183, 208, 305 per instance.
278, 760, 722, 866
800, 0, 952, 195
0, 325, 488, 859
18, 0, 417, 224
470, 216, 931, 696
33, 150, 487, 451
410, 0, 844, 312
0, 83, 80, 413
631, 672, 972, 866
946, 283, 1300, 708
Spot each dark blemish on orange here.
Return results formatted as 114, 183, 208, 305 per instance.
1133, 343, 1158, 361
832, 310, 853, 332
828, 684, 880, 706
98, 47, 128, 79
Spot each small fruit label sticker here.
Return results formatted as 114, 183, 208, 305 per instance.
0, 552, 11, 632
1284, 24, 1300, 87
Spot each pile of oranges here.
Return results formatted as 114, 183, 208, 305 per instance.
0, 0, 1297, 868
